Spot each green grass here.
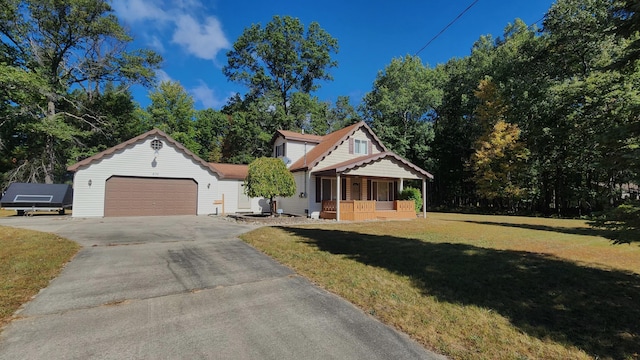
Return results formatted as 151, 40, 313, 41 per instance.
0, 226, 79, 327
242, 212, 640, 360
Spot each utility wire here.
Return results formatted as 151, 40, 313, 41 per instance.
414, 0, 480, 56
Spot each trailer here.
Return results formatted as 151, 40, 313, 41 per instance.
0, 183, 73, 215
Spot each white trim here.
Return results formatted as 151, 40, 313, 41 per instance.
336, 174, 341, 221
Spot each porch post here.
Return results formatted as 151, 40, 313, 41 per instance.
422, 178, 427, 219
336, 173, 341, 221
399, 178, 404, 192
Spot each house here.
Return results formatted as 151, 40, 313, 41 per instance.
272, 121, 433, 221
67, 122, 432, 220
67, 129, 264, 217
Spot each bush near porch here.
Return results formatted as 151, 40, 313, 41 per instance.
399, 186, 422, 213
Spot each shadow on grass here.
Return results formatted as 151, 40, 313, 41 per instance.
458, 220, 639, 244
278, 226, 640, 359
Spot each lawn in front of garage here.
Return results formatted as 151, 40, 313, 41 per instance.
0, 225, 79, 328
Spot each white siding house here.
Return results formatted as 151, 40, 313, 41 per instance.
68, 129, 264, 217
274, 121, 434, 220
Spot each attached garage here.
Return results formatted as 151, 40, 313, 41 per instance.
67, 129, 265, 217
104, 177, 197, 217
68, 129, 221, 217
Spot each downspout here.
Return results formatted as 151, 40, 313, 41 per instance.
304, 142, 308, 215
336, 173, 341, 221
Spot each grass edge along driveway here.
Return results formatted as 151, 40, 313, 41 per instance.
241, 213, 640, 360
0, 225, 79, 328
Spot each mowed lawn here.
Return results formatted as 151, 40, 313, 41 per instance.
0, 209, 79, 327
241, 212, 640, 360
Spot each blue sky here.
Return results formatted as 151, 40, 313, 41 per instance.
111, 0, 557, 110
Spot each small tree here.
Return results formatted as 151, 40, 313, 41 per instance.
244, 157, 296, 214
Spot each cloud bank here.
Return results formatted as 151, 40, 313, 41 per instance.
111, 0, 230, 60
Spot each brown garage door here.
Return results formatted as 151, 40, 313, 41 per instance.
105, 177, 197, 217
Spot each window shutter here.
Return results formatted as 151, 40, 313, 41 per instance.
368, 141, 373, 155
341, 177, 347, 200
349, 138, 354, 154
283, 142, 286, 157
315, 177, 321, 203
373, 182, 378, 201
393, 181, 398, 200
367, 179, 372, 200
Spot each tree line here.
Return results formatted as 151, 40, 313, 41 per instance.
365, 0, 640, 216
2, 0, 639, 219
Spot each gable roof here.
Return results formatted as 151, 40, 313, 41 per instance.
313, 152, 434, 179
288, 121, 388, 172
67, 128, 223, 177
208, 163, 248, 180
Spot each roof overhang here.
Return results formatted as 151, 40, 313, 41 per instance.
67, 128, 224, 178
271, 129, 323, 145
312, 152, 434, 180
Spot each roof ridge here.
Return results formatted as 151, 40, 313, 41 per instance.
288, 121, 385, 172
67, 129, 223, 178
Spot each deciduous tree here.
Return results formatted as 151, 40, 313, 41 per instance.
244, 157, 296, 213
223, 15, 338, 116
362, 55, 442, 169
0, 0, 161, 184
141, 81, 200, 155
470, 78, 529, 207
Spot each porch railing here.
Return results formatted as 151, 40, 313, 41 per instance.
321, 200, 415, 220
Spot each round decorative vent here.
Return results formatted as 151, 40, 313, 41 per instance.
150, 139, 163, 151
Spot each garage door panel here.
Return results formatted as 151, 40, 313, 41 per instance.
105, 177, 197, 217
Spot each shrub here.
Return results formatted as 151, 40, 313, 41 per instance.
399, 187, 422, 213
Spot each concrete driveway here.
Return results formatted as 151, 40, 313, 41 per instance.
0, 215, 445, 360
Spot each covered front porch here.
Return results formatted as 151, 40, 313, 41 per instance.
312, 152, 433, 221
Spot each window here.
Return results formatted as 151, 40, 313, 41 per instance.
321, 178, 337, 201
372, 181, 394, 201
354, 139, 368, 155
275, 143, 286, 157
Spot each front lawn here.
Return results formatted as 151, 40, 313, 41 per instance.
241, 212, 640, 360
0, 226, 79, 327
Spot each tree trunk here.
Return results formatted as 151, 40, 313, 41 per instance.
44, 99, 57, 184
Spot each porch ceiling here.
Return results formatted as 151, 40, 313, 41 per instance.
312, 152, 433, 180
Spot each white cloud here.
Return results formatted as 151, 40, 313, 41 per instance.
191, 81, 225, 109
171, 0, 205, 11
112, 0, 230, 61
147, 36, 165, 53
155, 69, 173, 83
172, 15, 230, 60
111, 0, 170, 24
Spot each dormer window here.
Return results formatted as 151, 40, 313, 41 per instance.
354, 139, 368, 155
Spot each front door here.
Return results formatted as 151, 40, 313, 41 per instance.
351, 179, 361, 200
